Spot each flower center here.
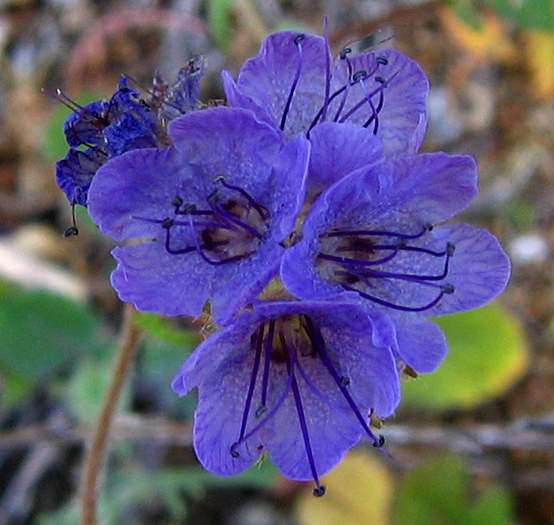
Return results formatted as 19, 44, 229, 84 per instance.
317, 225, 456, 312
229, 314, 385, 497
135, 176, 270, 265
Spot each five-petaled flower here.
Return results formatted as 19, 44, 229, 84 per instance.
87, 107, 310, 324
55, 28, 511, 494
281, 152, 511, 373
172, 300, 400, 496
223, 31, 429, 196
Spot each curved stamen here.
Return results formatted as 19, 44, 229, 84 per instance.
230, 359, 294, 457
133, 215, 235, 232
280, 35, 305, 131
361, 81, 384, 134
318, 248, 399, 267
232, 325, 264, 457
331, 58, 355, 123
186, 215, 254, 264
209, 201, 263, 240
215, 176, 269, 221
338, 75, 388, 125
321, 226, 430, 240
302, 317, 382, 447
342, 283, 453, 312
323, 242, 453, 281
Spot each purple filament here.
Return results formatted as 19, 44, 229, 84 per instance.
280, 35, 305, 131
302, 317, 381, 447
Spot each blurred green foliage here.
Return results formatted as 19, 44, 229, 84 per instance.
452, 0, 554, 30
0, 282, 100, 408
402, 303, 527, 411
394, 455, 515, 524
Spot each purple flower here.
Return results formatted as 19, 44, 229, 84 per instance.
56, 59, 204, 208
223, 31, 429, 195
88, 107, 310, 324
280, 153, 511, 373
172, 300, 400, 495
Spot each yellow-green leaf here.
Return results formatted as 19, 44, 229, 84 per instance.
402, 303, 528, 411
296, 450, 394, 525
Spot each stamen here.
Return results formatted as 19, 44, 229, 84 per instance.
45, 89, 109, 129
260, 320, 275, 411
302, 316, 381, 447
280, 34, 305, 131
342, 284, 452, 312
209, 202, 263, 240
186, 215, 253, 264
215, 176, 269, 220
321, 225, 430, 240
63, 204, 79, 237
376, 56, 389, 65
283, 331, 324, 497
320, 20, 332, 125
230, 358, 294, 455
338, 75, 386, 127
233, 325, 264, 455
339, 48, 352, 59
318, 248, 399, 267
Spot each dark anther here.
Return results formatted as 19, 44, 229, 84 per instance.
294, 34, 306, 44
375, 76, 386, 84
255, 405, 268, 418
162, 217, 174, 229
64, 204, 79, 237
213, 174, 225, 183
182, 204, 197, 214
442, 284, 455, 294
171, 196, 183, 207
446, 242, 456, 256
425, 223, 434, 232
340, 376, 350, 386
373, 435, 386, 448
352, 70, 367, 82
64, 226, 79, 237
376, 56, 389, 65
313, 485, 326, 497
230, 444, 240, 458
340, 48, 352, 59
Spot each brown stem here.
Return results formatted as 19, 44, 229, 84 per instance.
80, 304, 142, 525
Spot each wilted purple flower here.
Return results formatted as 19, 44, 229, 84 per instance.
223, 31, 428, 195
172, 300, 400, 495
56, 58, 204, 209
281, 153, 511, 373
88, 107, 309, 324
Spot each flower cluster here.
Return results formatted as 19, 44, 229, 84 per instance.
56, 31, 510, 495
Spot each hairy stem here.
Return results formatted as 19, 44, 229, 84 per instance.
80, 304, 142, 525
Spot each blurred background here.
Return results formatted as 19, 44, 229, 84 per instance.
0, 0, 553, 523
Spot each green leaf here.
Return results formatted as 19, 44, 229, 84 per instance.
208, 0, 233, 51
134, 312, 200, 347
450, 0, 485, 30
402, 303, 528, 411
0, 285, 100, 407
484, 0, 554, 31
64, 356, 131, 425
393, 455, 515, 525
